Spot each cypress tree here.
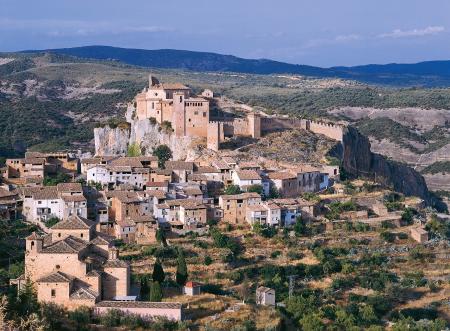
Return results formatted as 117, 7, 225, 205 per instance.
152, 258, 165, 283
176, 248, 188, 286
149, 281, 163, 302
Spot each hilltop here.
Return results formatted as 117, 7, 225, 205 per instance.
21, 45, 450, 87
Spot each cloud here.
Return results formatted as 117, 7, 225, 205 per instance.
303, 34, 361, 49
0, 18, 174, 36
378, 26, 445, 38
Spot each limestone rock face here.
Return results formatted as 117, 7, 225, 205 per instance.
129, 118, 202, 160
341, 126, 442, 208
94, 126, 130, 156
95, 105, 205, 160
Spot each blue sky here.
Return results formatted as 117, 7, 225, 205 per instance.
1, 0, 450, 66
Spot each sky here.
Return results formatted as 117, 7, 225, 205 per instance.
1, 0, 450, 67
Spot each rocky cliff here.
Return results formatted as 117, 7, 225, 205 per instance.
94, 105, 205, 160
340, 126, 444, 209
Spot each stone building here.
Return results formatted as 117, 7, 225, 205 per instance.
219, 192, 262, 224
21, 183, 87, 223
20, 215, 130, 309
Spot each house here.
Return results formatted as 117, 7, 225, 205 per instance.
165, 161, 195, 183
21, 183, 87, 223
219, 192, 262, 224
5, 158, 45, 179
232, 170, 262, 190
246, 202, 281, 227
411, 227, 428, 243
183, 281, 201, 296
267, 171, 298, 197
178, 200, 207, 229
256, 286, 275, 306
25, 152, 79, 175
0, 186, 21, 220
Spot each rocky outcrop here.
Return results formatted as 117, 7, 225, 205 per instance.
129, 118, 204, 160
94, 126, 129, 156
94, 105, 205, 160
340, 126, 444, 209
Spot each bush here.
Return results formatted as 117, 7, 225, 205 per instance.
380, 231, 396, 243
204, 255, 213, 265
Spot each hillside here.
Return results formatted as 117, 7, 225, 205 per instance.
21, 45, 450, 87
1, 52, 450, 193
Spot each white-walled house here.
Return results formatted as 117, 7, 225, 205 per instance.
256, 287, 275, 306
21, 183, 87, 223
232, 170, 262, 189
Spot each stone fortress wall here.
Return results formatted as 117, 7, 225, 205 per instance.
95, 74, 345, 155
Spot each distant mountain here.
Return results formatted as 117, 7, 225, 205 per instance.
21, 45, 450, 87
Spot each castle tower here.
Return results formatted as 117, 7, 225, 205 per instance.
247, 113, 261, 139
207, 122, 224, 151
172, 92, 186, 136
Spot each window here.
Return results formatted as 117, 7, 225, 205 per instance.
55, 265, 60, 269
152, 102, 154, 109
203, 112, 207, 117
80, 233, 83, 238
51, 289, 56, 297
58, 233, 61, 237
179, 96, 183, 102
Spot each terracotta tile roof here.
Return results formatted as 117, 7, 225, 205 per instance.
51, 215, 93, 230
95, 301, 182, 309
33, 187, 58, 200
70, 287, 98, 300
37, 271, 74, 283
61, 195, 87, 202
146, 181, 168, 187
26, 232, 43, 240
57, 182, 82, 193
90, 233, 113, 246
165, 161, 194, 171
23, 158, 45, 165
155, 169, 172, 175
183, 187, 203, 196
180, 200, 206, 210
110, 157, 144, 168
187, 174, 208, 181
42, 236, 88, 254
235, 170, 261, 180
196, 166, 220, 174
0, 188, 18, 198
103, 259, 129, 268
212, 159, 230, 170
185, 281, 201, 287
220, 192, 261, 200
238, 161, 260, 169
268, 172, 297, 180
147, 190, 166, 199
256, 286, 274, 293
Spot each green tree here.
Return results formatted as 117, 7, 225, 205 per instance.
294, 216, 307, 236
152, 145, 172, 169
149, 281, 163, 302
16, 278, 39, 317
224, 184, 241, 195
127, 142, 142, 157
155, 229, 167, 247
176, 248, 188, 287
68, 306, 92, 331
299, 313, 325, 331
247, 184, 263, 195
152, 259, 165, 283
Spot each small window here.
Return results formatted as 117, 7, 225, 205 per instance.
51, 289, 56, 297
179, 96, 183, 102
55, 265, 60, 270
80, 233, 83, 238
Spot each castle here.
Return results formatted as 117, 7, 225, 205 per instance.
131, 75, 344, 151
